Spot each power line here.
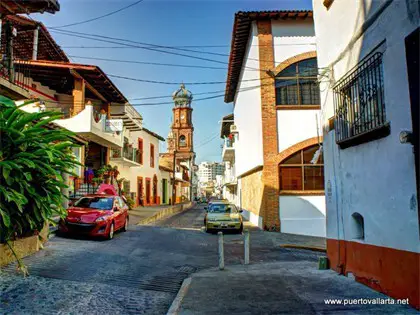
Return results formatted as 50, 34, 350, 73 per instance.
67, 55, 227, 70
60, 43, 318, 49
106, 73, 270, 85
50, 28, 323, 70
49, 0, 145, 29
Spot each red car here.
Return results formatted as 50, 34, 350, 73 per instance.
58, 194, 129, 240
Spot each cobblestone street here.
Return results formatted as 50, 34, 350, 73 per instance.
0, 204, 325, 314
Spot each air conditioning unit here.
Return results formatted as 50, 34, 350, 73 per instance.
230, 124, 238, 133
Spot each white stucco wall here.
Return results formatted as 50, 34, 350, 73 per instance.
114, 129, 164, 202
313, 0, 420, 252
272, 19, 316, 67
279, 196, 326, 237
277, 109, 320, 153
233, 22, 264, 177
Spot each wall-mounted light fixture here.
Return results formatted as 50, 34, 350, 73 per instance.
399, 131, 413, 144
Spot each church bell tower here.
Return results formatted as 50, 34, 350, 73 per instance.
167, 84, 194, 157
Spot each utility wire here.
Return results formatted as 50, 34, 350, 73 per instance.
60, 43, 317, 49
40, 80, 274, 107
51, 28, 323, 70
49, 0, 145, 29
106, 73, 271, 85
67, 55, 227, 70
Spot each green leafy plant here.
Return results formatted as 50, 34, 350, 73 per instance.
125, 196, 135, 210
0, 101, 81, 274
92, 177, 102, 185
116, 177, 125, 188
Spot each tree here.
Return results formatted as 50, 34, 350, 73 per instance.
0, 99, 80, 274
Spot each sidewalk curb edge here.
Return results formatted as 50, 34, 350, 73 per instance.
166, 277, 192, 315
279, 244, 326, 252
136, 203, 194, 226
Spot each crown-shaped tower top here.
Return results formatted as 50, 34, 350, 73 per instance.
172, 84, 193, 107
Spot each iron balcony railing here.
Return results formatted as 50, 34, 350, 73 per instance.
111, 146, 140, 164
333, 52, 386, 144
0, 58, 31, 91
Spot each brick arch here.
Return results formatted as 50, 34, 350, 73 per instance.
272, 51, 317, 76
275, 136, 323, 165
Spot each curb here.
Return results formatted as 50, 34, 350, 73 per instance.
279, 244, 326, 253
166, 277, 192, 315
136, 202, 194, 226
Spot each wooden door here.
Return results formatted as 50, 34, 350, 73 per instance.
137, 177, 143, 206
162, 179, 167, 204
146, 178, 151, 205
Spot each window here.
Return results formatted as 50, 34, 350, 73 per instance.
279, 145, 324, 192
138, 138, 143, 164
334, 52, 388, 147
74, 197, 114, 210
179, 135, 186, 147
150, 143, 155, 168
275, 58, 320, 106
123, 180, 130, 194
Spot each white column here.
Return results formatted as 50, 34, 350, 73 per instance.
32, 26, 39, 60
218, 231, 224, 270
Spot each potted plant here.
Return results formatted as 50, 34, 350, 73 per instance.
112, 165, 119, 179
117, 177, 125, 189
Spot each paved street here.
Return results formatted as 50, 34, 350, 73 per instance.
1, 204, 415, 314
0, 204, 324, 314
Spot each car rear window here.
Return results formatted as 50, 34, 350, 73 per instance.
209, 204, 238, 213
74, 197, 114, 210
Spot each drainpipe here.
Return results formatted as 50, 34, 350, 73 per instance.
172, 151, 176, 205
32, 26, 39, 60
189, 157, 193, 202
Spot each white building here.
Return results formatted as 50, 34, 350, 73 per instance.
220, 113, 239, 206
197, 161, 225, 184
313, 0, 419, 308
224, 10, 326, 236
110, 126, 169, 206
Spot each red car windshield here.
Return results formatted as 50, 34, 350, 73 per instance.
73, 197, 114, 210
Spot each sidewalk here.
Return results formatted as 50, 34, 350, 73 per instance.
239, 221, 326, 250
129, 202, 192, 225
172, 261, 417, 315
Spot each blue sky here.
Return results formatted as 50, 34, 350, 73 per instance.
33, 0, 313, 163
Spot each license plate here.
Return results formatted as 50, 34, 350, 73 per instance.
221, 223, 228, 227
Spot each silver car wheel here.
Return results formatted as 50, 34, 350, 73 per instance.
108, 223, 114, 240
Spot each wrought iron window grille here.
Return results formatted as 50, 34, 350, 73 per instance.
333, 53, 388, 146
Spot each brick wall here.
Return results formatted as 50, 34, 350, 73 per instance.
240, 167, 264, 221
257, 20, 280, 230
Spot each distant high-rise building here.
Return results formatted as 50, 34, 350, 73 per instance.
197, 162, 225, 183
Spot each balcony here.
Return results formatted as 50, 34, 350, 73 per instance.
111, 146, 141, 167
222, 138, 235, 162
55, 104, 123, 148
0, 58, 32, 100
110, 103, 142, 132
